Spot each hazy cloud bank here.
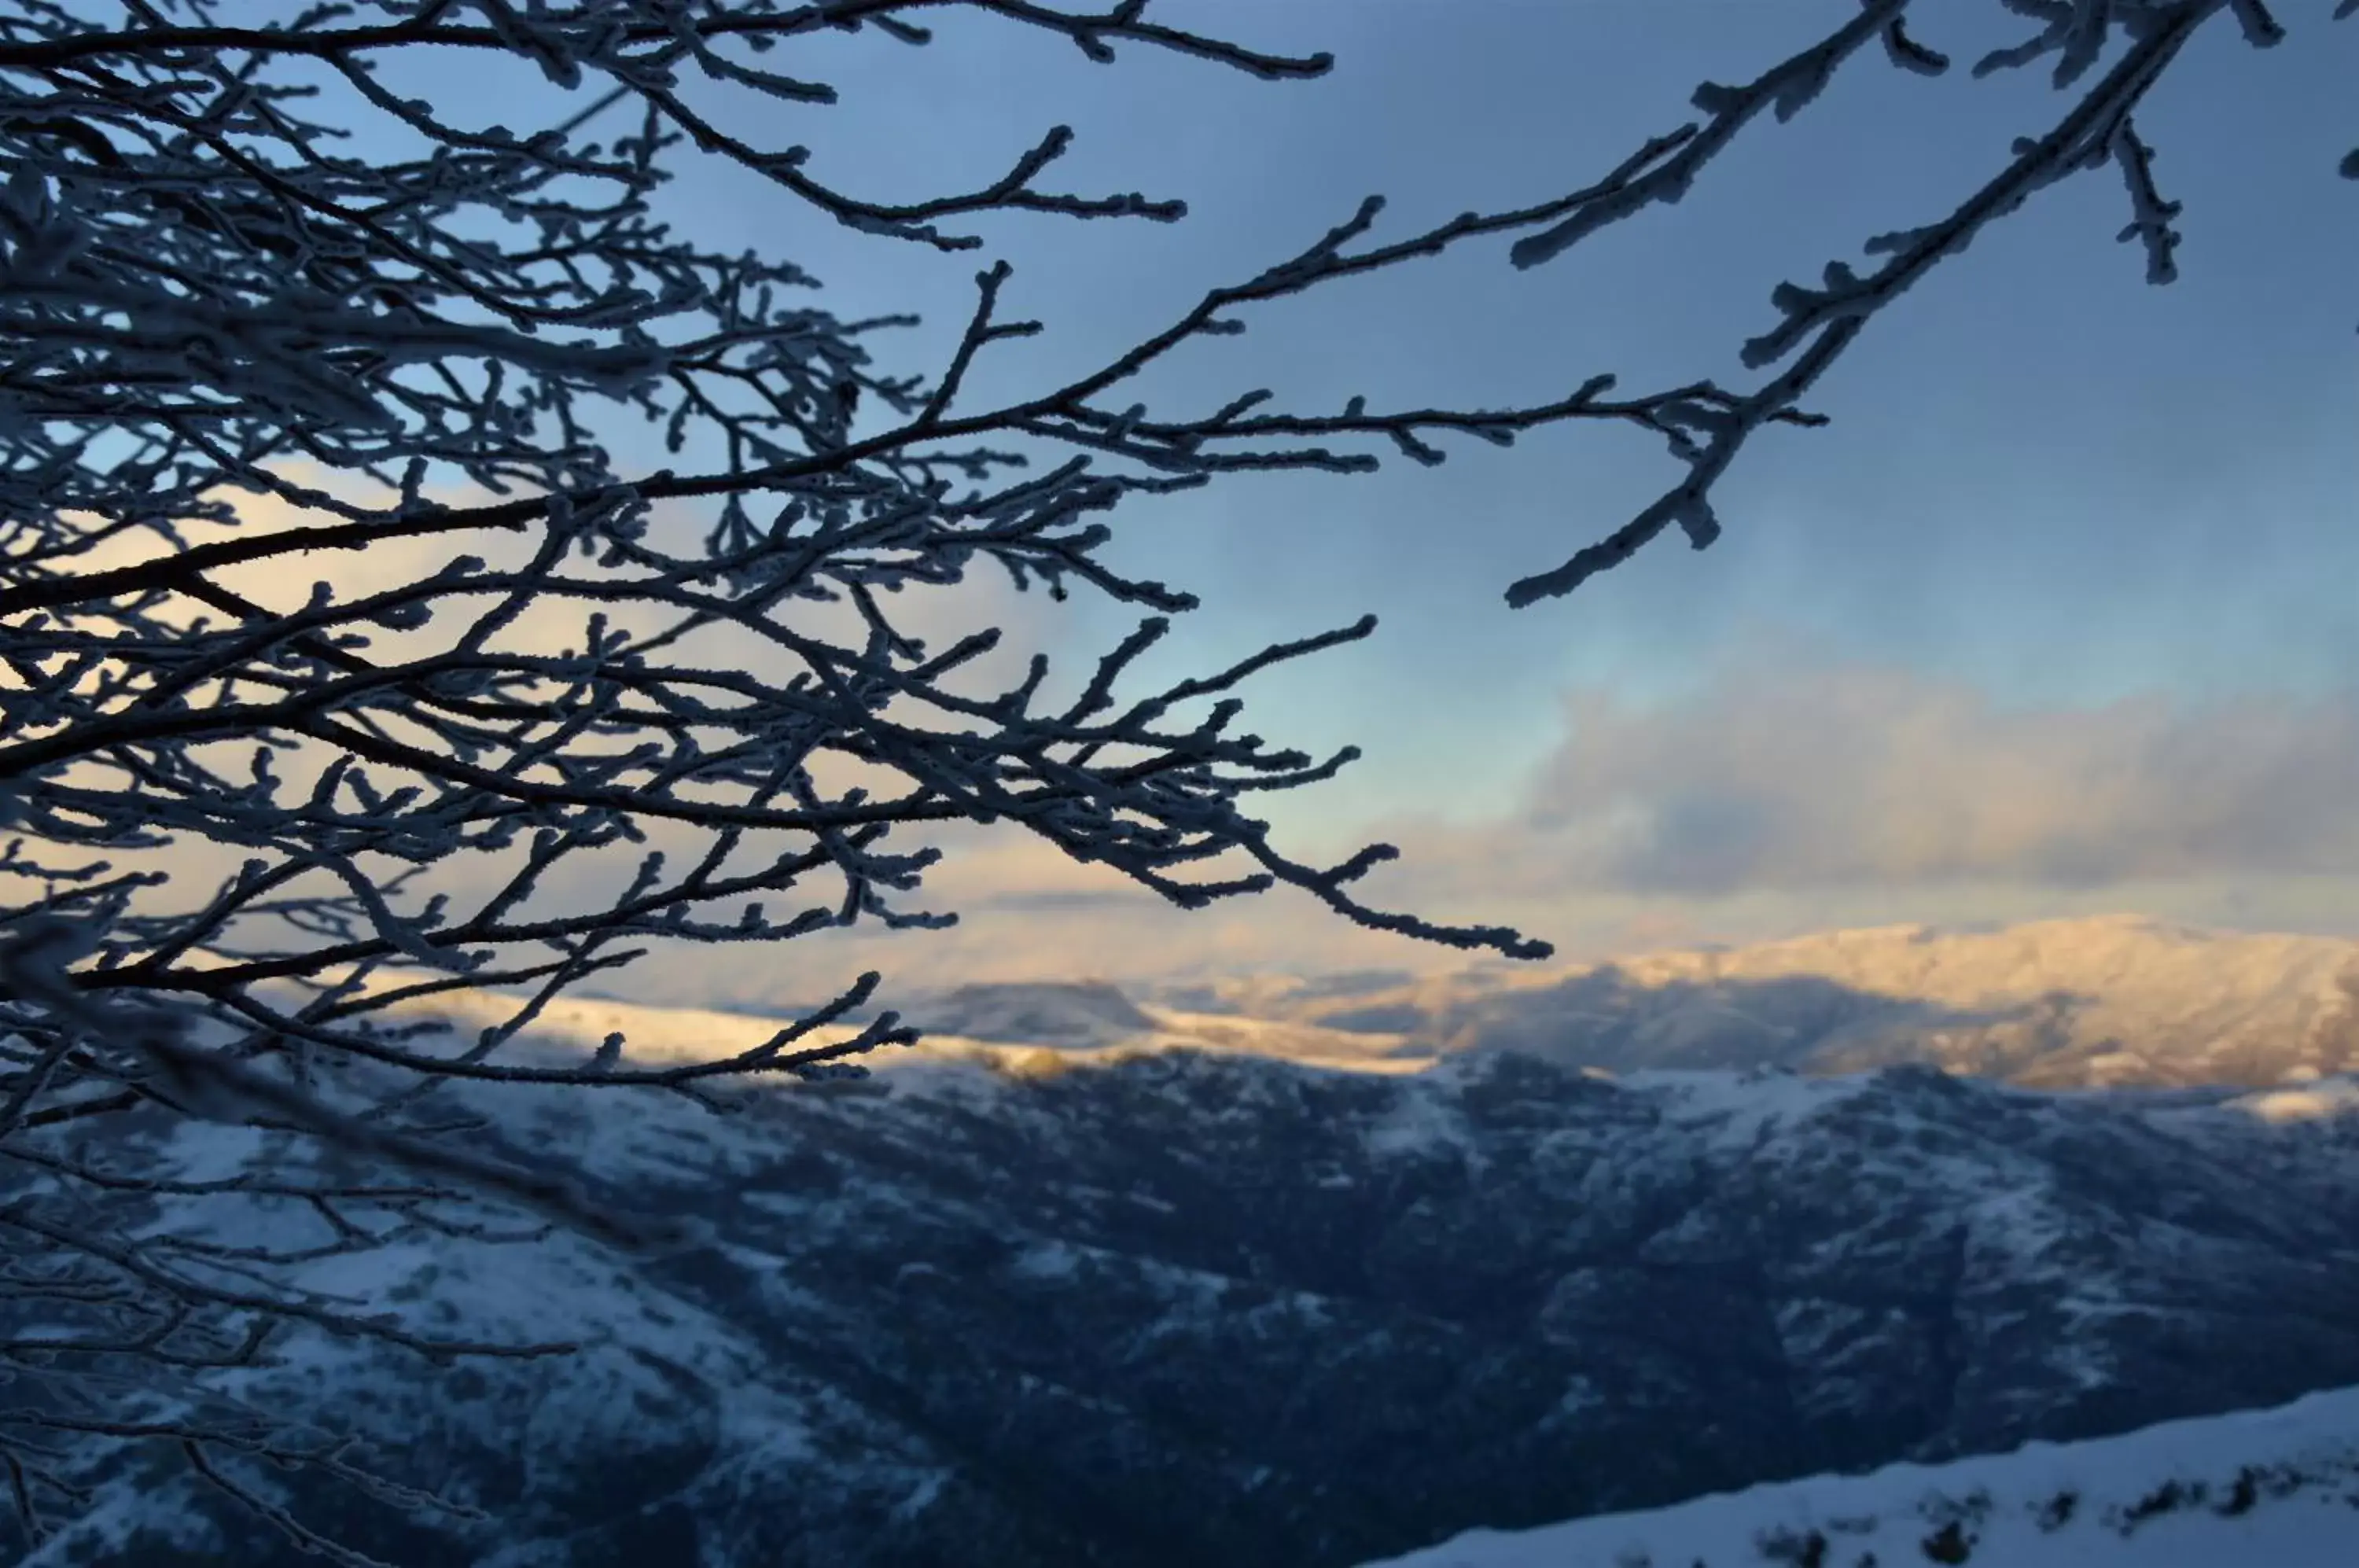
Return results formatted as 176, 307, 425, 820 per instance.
608, 655, 2359, 1007
1409, 661, 2359, 899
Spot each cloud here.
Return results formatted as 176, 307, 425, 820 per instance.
186, 462, 1066, 701
604, 654, 2359, 1004
79, 469, 2359, 999
50, 460, 1087, 963
1387, 659, 2359, 899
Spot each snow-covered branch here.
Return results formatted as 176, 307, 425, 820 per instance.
1500, 0, 2348, 606
0, 0, 1614, 1544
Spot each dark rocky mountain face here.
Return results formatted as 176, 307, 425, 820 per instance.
24, 1049, 2359, 1568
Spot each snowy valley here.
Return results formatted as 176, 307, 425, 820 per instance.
12, 917, 2359, 1567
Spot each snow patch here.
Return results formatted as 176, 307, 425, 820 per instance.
1358, 1385, 2359, 1568
2232, 1077, 2359, 1124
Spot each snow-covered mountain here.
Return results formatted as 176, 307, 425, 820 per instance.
710, 915, 2359, 1089
1359, 1382, 2359, 1568
372, 975, 1428, 1074
20, 1003, 2359, 1567
1146, 915, 2359, 1088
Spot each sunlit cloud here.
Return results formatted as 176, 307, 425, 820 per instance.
1400, 660, 2359, 897
643, 653, 2359, 1003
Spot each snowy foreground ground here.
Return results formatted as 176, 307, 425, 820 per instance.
1360, 1385, 2359, 1567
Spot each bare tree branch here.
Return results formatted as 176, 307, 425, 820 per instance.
0, 0, 1597, 1547
1501, 0, 2342, 605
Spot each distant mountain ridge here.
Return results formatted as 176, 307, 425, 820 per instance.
1136, 915, 2359, 1088
681, 917, 2359, 1091
906, 981, 1158, 1047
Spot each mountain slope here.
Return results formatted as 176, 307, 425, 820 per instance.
18, 1019, 2359, 1568
1360, 1383, 2359, 1567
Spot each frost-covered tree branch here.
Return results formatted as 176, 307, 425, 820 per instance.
1496, 0, 2356, 607
0, 0, 1737, 1550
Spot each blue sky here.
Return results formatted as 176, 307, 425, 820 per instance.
328, 3, 2359, 990
569, 2, 2357, 800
